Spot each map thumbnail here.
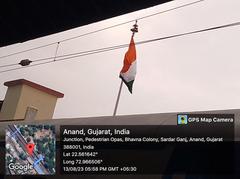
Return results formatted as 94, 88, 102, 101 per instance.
5, 125, 56, 175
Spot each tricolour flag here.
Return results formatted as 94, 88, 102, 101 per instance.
119, 36, 136, 93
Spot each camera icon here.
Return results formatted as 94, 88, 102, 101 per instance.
177, 115, 188, 125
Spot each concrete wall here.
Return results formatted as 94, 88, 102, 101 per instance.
0, 85, 22, 120
14, 84, 58, 120
0, 84, 58, 120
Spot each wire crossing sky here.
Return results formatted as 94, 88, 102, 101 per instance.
0, 20, 240, 73
0, 0, 204, 60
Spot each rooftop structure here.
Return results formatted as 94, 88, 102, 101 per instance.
0, 79, 64, 121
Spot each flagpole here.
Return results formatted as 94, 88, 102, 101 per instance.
113, 80, 123, 116
113, 20, 138, 117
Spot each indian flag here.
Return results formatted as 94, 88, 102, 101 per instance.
119, 36, 136, 93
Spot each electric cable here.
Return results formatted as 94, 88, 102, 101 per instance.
0, 0, 204, 60
0, 20, 239, 74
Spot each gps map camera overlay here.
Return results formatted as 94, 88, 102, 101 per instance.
5, 125, 56, 175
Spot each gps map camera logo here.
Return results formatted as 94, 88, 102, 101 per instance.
5, 125, 56, 175
177, 115, 188, 125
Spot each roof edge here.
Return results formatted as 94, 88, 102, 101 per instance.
4, 79, 64, 98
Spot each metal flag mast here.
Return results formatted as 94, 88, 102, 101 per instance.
113, 21, 138, 117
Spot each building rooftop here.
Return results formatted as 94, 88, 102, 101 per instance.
4, 79, 64, 98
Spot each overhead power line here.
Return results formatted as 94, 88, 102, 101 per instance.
0, 0, 204, 60
0, 20, 239, 74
